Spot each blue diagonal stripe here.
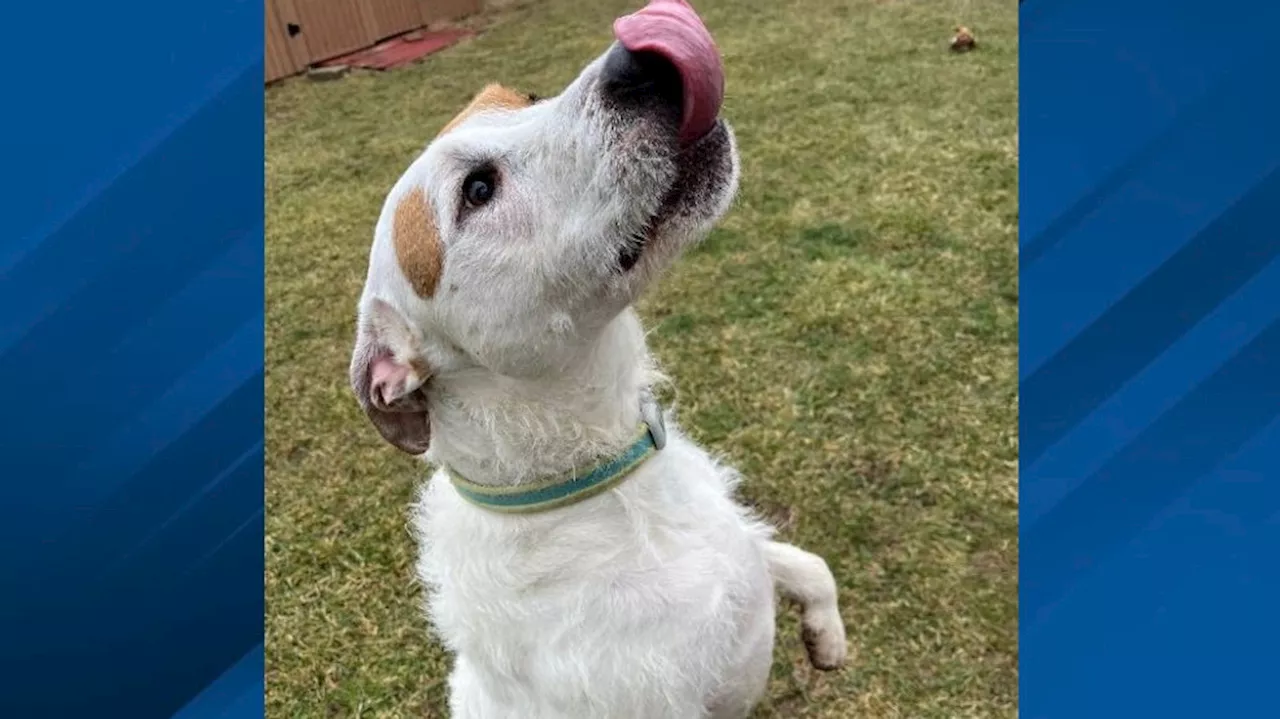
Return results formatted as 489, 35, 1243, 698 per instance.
169, 644, 265, 719
0, 227, 262, 483
0, 454, 263, 717
0, 62, 260, 359
1022, 415, 1280, 716
1019, 2, 1280, 253
3, 0, 260, 273
1024, 254, 1280, 525
95, 440, 264, 583
1, 0, 263, 716
1021, 1, 1280, 715
7, 372, 263, 612
0, 315, 263, 569
1019, 74, 1258, 269
0, 56, 257, 278
177, 507, 264, 583
1019, 66, 1280, 378
1022, 318, 1280, 622
1020, 168, 1280, 466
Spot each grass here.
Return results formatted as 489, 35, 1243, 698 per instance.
265, 0, 1018, 716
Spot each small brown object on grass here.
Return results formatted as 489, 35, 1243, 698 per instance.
951, 25, 976, 52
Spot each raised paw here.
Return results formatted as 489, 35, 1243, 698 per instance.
801, 608, 848, 671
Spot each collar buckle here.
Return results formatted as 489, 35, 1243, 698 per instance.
640, 391, 667, 450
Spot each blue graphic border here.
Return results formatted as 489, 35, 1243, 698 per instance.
5, 0, 1278, 716
0, 0, 265, 717
1021, 0, 1280, 716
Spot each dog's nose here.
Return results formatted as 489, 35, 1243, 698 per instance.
600, 42, 683, 113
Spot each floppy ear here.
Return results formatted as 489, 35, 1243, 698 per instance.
349, 299, 433, 455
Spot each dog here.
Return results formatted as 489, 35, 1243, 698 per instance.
348, 1, 848, 716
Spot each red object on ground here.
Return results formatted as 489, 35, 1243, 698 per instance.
319, 28, 474, 71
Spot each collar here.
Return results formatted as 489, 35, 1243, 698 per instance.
447, 399, 668, 514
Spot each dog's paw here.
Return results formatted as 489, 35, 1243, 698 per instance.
801, 608, 848, 671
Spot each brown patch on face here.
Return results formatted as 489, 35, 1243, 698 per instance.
391, 85, 531, 296
393, 188, 443, 298
437, 83, 533, 138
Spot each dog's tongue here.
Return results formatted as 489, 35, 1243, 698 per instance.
613, 0, 724, 144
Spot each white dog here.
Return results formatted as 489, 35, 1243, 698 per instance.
348, 1, 847, 716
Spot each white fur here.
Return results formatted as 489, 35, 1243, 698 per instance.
351, 41, 848, 718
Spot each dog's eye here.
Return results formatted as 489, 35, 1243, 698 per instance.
462, 169, 497, 208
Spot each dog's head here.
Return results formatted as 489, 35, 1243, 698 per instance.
350, 0, 738, 454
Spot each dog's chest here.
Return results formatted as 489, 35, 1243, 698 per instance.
411, 458, 774, 708
419, 495, 726, 652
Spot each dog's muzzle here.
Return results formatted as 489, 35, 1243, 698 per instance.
600, 43, 685, 125
611, 0, 725, 146
601, 0, 731, 274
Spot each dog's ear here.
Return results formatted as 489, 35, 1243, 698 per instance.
349, 298, 433, 455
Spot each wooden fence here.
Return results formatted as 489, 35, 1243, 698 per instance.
266, 0, 482, 82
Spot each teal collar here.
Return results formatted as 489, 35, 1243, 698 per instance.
447, 403, 667, 514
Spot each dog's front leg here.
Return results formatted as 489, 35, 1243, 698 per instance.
763, 541, 849, 670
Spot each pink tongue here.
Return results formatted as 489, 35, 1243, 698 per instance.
613, 0, 724, 144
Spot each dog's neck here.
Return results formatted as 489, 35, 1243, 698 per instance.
425, 309, 656, 487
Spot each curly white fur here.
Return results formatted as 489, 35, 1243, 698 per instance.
349, 38, 848, 719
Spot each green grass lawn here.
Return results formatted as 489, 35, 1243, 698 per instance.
265, 0, 1017, 716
